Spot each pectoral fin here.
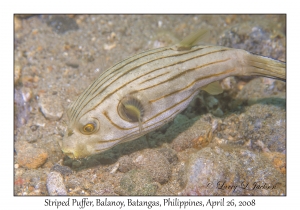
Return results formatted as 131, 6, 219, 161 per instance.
172, 29, 209, 51
118, 97, 144, 132
201, 81, 223, 95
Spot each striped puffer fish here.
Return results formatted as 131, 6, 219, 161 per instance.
60, 30, 286, 159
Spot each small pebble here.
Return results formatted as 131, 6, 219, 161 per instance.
158, 147, 178, 165
212, 107, 224, 117
205, 96, 219, 108
211, 119, 220, 131
46, 15, 79, 34
17, 123, 43, 143
21, 87, 33, 102
221, 76, 236, 90
118, 155, 135, 173
168, 117, 211, 152
39, 94, 63, 121
47, 171, 67, 195
133, 149, 171, 184
158, 20, 163, 28
91, 183, 117, 195
14, 16, 23, 31
110, 163, 119, 174
119, 169, 158, 195
173, 114, 189, 125
51, 164, 73, 176
107, 32, 116, 41
237, 81, 246, 91
103, 43, 116, 50
14, 64, 22, 84
263, 152, 286, 174
181, 145, 285, 195
33, 75, 39, 83
15, 141, 48, 169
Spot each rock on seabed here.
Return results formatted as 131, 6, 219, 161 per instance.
46, 171, 67, 195
15, 141, 48, 169
38, 94, 63, 121
118, 169, 158, 195
132, 149, 171, 184
180, 145, 286, 195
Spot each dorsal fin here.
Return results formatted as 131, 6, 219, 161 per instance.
201, 81, 223, 95
172, 29, 209, 51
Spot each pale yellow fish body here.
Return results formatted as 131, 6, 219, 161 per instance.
60, 32, 285, 159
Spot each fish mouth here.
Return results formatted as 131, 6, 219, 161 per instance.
59, 138, 81, 159
57, 138, 75, 158
63, 152, 76, 159
61, 147, 84, 159
57, 138, 70, 157
60, 145, 76, 159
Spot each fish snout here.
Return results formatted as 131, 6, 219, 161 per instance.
59, 139, 77, 159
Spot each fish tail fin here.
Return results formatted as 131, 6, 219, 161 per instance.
244, 52, 286, 81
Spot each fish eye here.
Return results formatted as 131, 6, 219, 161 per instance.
83, 123, 95, 132
80, 119, 99, 135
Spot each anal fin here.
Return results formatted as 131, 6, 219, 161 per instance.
201, 81, 223, 95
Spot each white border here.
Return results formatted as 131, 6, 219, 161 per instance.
3, 0, 297, 209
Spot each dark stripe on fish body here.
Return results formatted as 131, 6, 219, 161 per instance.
70, 46, 209, 121
69, 47, 168, 121
89, 46, 209, 96
69, 47, 170, 121
103, 111, 132, 130
145, 88, 200, 124
139, 71, 171, 85
150, 67, 235, 103
74, 47, 230, 122
142, 67, 235, 124
89, 47, 171, 95
137, 57, 231, 92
